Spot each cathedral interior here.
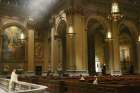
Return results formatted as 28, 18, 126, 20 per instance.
0, 0, 140, 93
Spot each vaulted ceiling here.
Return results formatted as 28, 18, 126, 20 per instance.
0, 0, 139, 29
0, 0, 139, 17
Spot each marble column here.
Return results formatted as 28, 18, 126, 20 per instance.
43, 31, 50, 75
65, 8, 88, 75
27, 29, 34, 75
105, 39, 113, 74
111, 21, 121, 75
66, 34, 76, 72
51, 27, 61, 73
72, 14, 88, 75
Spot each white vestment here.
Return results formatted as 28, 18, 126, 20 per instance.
9, 71, 18, 92
93, 77, 98, 84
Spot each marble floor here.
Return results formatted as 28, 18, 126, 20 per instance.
0, 88, 49, 93
0, 88, 6, 93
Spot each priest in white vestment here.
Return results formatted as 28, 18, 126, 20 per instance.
9, 69, 18, 92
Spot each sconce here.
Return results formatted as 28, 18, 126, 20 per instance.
111, 1, 120, 13
138, 35, 140, 42
17, 32, 26, 45
107, 32, 112, 39
67, 25, 75, 38
105, 32, 112, 41
136, 35, 140, 44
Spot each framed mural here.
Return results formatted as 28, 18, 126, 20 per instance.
34, 30, 44, 62
2, 26, 26, 62
34, 42, 43, 59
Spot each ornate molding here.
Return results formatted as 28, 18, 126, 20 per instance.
65, 7, 84, 16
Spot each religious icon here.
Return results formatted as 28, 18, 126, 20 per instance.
35, 42, 43, 58
2, 26, 25, 62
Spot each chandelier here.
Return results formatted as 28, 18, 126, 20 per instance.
108, 0, 123, 21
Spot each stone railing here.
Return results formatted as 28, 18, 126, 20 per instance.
0, 78, 47, 93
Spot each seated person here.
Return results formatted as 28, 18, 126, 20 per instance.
93, 75, 98, 84
79, 74, 85, 81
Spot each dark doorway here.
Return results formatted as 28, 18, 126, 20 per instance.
87, 19, 106, 75
35, 66, 42, 75
119, 26, 135, 74
87, 32, 96, 75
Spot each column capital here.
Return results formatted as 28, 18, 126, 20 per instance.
27, 21, 36, 29
26, 17, 39, 30
108, 13, 123, 22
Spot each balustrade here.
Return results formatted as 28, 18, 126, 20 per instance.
0, 78, 47, 93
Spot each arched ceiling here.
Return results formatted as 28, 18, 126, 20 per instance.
0, 0, 139, 30
0, 0, 139, 18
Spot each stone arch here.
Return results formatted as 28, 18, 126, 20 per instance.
86, 15, 110, 35
86, 15, 110, 75
119, 20, 138, 42
0, 22, 27, 36
119, 20, 138, 74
